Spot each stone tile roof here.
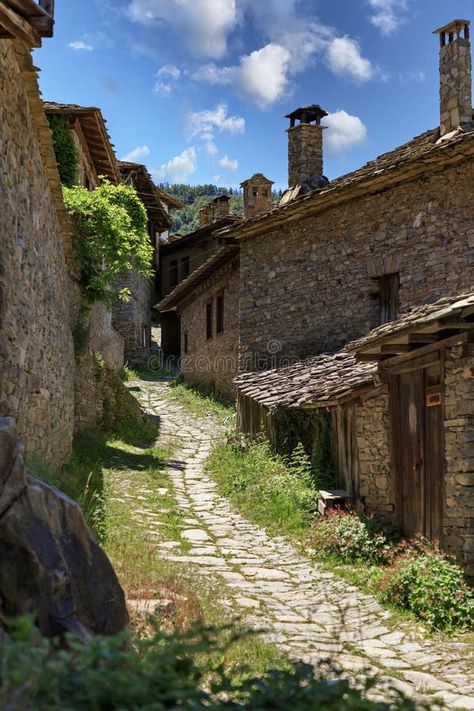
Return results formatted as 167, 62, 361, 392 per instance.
348, 292, 474, 355
234, 350, 377, 410
219, 123, 474, 241
160, 215, 240, 255
156, 245, 239, 312
43, 102, 121, 185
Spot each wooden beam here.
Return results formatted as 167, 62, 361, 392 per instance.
378, 332, 469, 369
355, 353, 388, 362
440, 321, 474, 330
0, 3, 41, 46
381, 344, 413, 354
408, 332, 440, 343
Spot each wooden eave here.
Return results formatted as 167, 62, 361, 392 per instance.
0, 0, 54, 46
218, 130, 474, 243
118, 161, 171, 229
44, 103, 120, 185
352, 306, 474, 364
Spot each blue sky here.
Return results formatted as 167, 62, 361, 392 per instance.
36, 0, 474, 189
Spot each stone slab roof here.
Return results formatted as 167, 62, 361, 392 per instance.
160, 215, 240, 255
218, 123, 474, 242
156, 245, 239, 312
43, 102, 121, 185
348, 292, 474, 357
235, 350, 377, 410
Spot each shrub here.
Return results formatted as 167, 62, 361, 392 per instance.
380, 546, 474, 632
311, 510, 395, 565
63, 182, 153, 304
0, 617, 419, 710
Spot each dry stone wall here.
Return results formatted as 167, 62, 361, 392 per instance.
180, 260, 239, 399
444, 344, 474, 573
355, 389, 393, 519
240, 161, 474, 368
112, 270, 151, 364
0, 41, 75, 465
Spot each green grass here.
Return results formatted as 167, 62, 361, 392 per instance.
167, 378, 236, 425
207, 438, 317, 540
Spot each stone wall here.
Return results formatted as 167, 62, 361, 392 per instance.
288, 123, 324, 185
89, 303, 124, 372
354, 388, 393, 519
240, 160, 474, 368
443, 344, 474, 573
179, 258, 239, 400
112, 270, 151, 364
0, 41, 75, 466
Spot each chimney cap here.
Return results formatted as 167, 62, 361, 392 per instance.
433, 19, 470, 35
210, 194, 231, 204
240, 173, 274, 188
286, 105, 328, 126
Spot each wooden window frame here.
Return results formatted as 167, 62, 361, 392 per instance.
206, 299, 213, 340
184, 331, 189, 354
169, 259, 179, 288
180, 255, 190, 280
378, 273, 400, 325
216, 292, 224, 335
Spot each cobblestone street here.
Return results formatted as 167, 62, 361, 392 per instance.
129, 378, 474, 709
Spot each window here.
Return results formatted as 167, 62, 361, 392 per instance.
379, 273, 400, 324
184, 331, 189, 354
206, 299, 213, 340
142, 324, 148, 348
170, 259, 179, 288
216, 292, 224, 335
181, 256, 190, 280
252, 187, 258, 196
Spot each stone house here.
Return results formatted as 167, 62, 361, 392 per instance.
158, 245, 240, 399
158, 194, 239, 356
114, 161, 174, 364
230, 20, 474, 567
156, 174, 274, 391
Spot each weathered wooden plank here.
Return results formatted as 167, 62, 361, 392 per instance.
0, 2, 41, 45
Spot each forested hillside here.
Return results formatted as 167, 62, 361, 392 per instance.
160, 184, 282, 236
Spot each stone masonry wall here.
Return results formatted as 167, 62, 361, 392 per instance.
112, 270, 152, 364
355, 388, 394, 520
443, 344, 474, 573
288, 124, 324, 185
180, 259, 239, 400
0, 41, 75, 465
240, 161, 474, 368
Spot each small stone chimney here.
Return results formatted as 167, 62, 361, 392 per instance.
240, 173, 274, 219
286, 105, 328, 187
199, 195, 230, 227
433, 19, 472, 136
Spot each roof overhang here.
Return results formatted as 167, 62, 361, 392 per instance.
44, 102, 121, 185
349, 295, 474, 363
0, 0, 54, 46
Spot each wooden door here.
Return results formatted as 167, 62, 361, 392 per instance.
391, 355, 444, 541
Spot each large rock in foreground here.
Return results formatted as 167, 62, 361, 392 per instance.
0, 417, 128, 639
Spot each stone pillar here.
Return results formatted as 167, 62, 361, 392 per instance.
241, 173, 274, 219
287, 123, 325, 186
434, 20, 472, 136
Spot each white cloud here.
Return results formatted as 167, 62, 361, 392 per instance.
68, 40, 94, 51
154, 81, 172, 95
324, 111, 367, 153
219, 155, 238, 171
157, 64, 181, 79
327, 36, 375, 82
205, 141, 218, 156
153, 147, 197, 183
127, 0, 237, 59
186, 104, 245, 140
238, 43, 291, 108
121, 145, 151, 162
368, 0, 408, 36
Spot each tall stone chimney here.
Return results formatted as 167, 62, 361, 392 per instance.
198, 195, 230, 227
433, 19, 472, 136
240, 173, 274, 219
286, 105, 328, 187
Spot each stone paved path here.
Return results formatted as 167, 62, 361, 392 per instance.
130, 379, 474, 709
